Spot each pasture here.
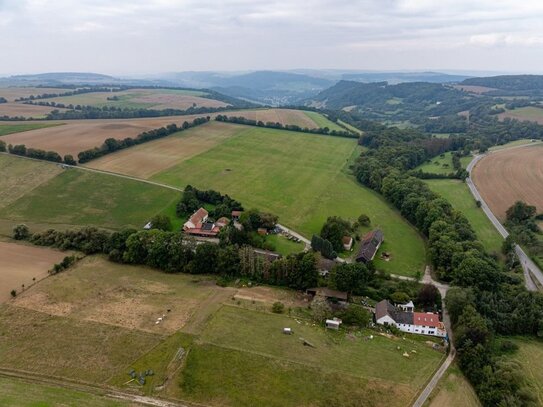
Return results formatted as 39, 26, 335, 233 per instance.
47, 88, 229, 110
416, 152, 472, 175
87, 121, 246, 178
425, 179, 503, 254
14, 256, 225, 334
499, 106, 543, 125
0, 122, 63, 136
0, 154, 63, 210
472, 144, 543, 220
0, 304, 162, 383
0, 160, 179, 230
172, 305, 443, 406
0, 241, 67, 303
151, 124, 425, 276
0, 376, 130, 407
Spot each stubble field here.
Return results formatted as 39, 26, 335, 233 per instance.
472, 144, 543, 220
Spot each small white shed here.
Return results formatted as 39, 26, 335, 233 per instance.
325, 318, 342, 330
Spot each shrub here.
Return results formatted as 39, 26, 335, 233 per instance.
10, 289, 16, 298
12, 224, 30, 240
272, 302, 285, 314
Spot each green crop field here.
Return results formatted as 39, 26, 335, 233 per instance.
425, 179, 502, 254
0, 159, 179, 230
152, 125, 426, 276
416, 152, 472, 175
0, 376, 129, 407
0, 122, 63, 136
302, 110, 345, 131
172, 305, 443, 407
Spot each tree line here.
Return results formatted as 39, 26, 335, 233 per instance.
0, 141, 75, 165
215, 114, 358, 138
77, 117, 209, 163
15, 86, 126, 102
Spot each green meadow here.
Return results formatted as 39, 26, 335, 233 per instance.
152, 125, 426, 276
0, 122, 63, 136
415, 151, 472, 175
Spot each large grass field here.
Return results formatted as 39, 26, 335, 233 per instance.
151, 124, 425, 276
303, 110, 345, 131
0, 376, 130, 407
425, 179, 502, 254
0, 161, 179, 230
0, 122, 63, 136
171, 305, 443, 406
416, 152, 472, 175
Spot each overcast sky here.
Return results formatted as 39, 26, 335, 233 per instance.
2, 0, 543, 75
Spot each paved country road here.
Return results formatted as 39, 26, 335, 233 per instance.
466, 151, 543, 291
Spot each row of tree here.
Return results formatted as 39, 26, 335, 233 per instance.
78, 117, 209, 163
3, 142, 75, 164
15, 86, 126, 102
176, 185, 243, 219
215, 114, 358, 138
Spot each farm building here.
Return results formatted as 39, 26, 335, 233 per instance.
306, 287, 348, 302
343, 236, 353, 251
374, 300, 446, 337
356, 229, 384, 263
183, 207, 225, 237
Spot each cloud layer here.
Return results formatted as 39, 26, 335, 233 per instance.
1, 0, 542, 74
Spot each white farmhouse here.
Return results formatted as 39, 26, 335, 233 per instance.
375, 300, 446, 338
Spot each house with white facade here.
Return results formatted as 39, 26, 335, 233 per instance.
374, 300, 446, 338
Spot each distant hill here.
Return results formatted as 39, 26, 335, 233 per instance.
341, 71, 471, 84
460, 75, 543, 96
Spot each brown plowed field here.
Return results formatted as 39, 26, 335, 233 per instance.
0, 103, 65, 118
0, 241, 67, 303
87, 121, 245, 178
231, 108, 319, 128
472, 144, 543, 220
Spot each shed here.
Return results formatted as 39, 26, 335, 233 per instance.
325, 318, 342, 330
356, 229, 384, 263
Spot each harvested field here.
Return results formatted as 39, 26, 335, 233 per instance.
0, 102, 65, 118
0, 87, 66, 102
472, 144, 543, 220
87, 121, 245, 178
498, 106, 543, 125
0, 304, 161, 383
14, 256, 223, 334
0, 154, 62, 210
228, 108, 321, 128
0, 114, 210, 157
48, 88, 228, 110
0, 241, 67, 303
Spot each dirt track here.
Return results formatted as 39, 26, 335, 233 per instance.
472, 144, 543, 220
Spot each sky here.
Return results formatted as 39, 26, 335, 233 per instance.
2, 0, 543, 75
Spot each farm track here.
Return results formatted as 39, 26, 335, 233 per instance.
0, 367, 205, 407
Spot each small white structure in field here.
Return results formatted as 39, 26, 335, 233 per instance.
143, 222, 152, 230
325, 318, 342, 330
283, 327, 293, 335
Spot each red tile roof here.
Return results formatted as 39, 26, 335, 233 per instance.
413, 312, 441, 328
188, 208, 208, 226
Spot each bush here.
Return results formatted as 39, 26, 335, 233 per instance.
10, 289, 16, 298
12, 224, 30, 240
272, 301, 285, 314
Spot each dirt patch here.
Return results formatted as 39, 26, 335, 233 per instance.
472, 144, 543, 219
0, 241, 66, 303
14, 256, 220, 334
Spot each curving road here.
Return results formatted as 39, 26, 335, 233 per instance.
466, 152, 542, 291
